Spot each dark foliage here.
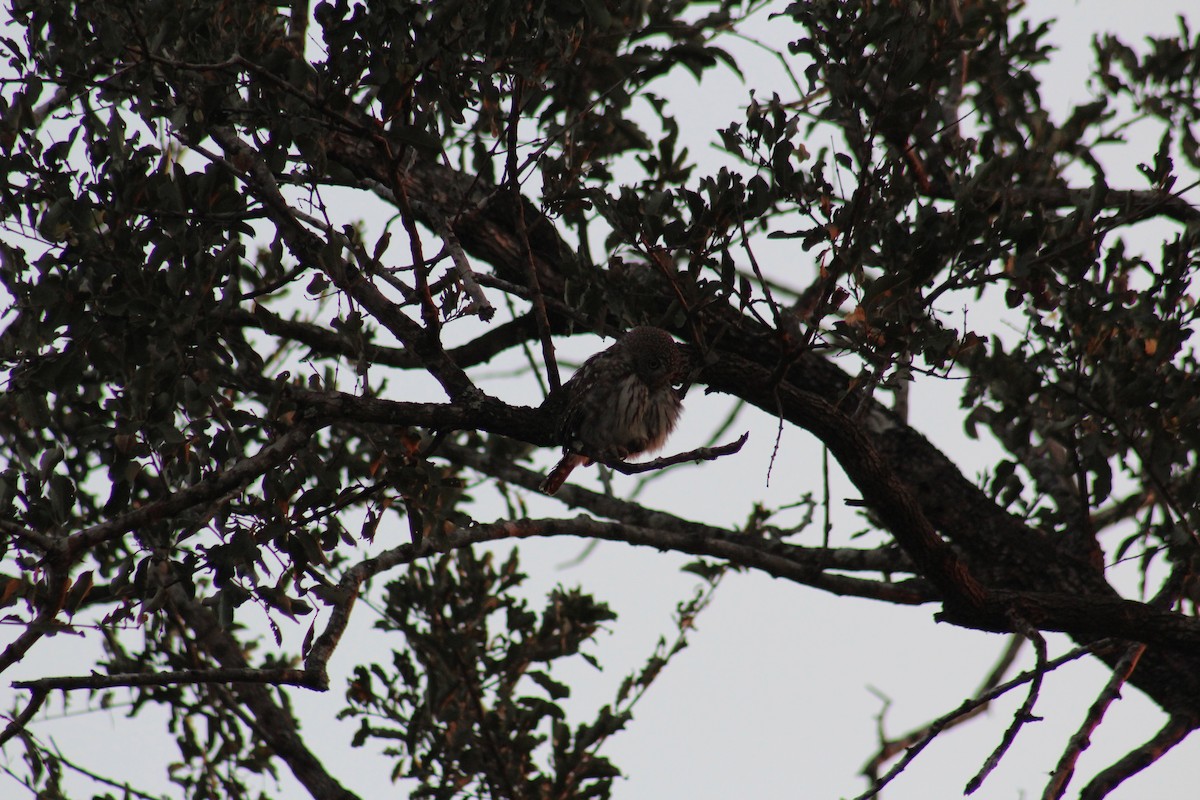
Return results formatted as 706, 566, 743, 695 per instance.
1, 1, 1198, 798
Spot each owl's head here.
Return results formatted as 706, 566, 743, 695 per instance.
623, 327, 684, 389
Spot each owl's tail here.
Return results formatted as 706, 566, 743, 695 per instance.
540, 452, 590, 495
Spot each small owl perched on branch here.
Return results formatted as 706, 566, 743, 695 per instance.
540, 327, 687, 495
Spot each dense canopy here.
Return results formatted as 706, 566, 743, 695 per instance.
2, 1, 1199, 798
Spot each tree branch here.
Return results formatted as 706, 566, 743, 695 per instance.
11, 667, 323, 693
965, 619, 1048, 794
169, 585, 362, 800
582, 432, 750, 475
1079, 714, 1198, 800
291, 93, 1200, 717
1042, 642, 1148, 800
62, 422, 317, 561
853, 643, 1098, 800
308, 514, 933, 686
206, 125, 477, 401
862, 635, 1024, 783
442, 440, 919, 575
702, 352, 992, 618
0, 687, 47, 748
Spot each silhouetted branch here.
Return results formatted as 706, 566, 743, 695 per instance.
46, 741, 165, 800
704, 352, 992, 617
592, 431, 750, 474
208, 124, 477, 400
308, 514, 934, 688
966, 618, 1048, 793
168, 586, 363, 800
1042, 642, 1148, 800
853, 643, 1098, 800
62, 423, 317, 560
12, 667, 322, 693
0, 519, 54, 553
862, 635, 1024, 783
1079, 715, 1199, 800
227, 297, 544, 370
441, 440, 918, 575
428, 204, 495, 321
0, 567, 69, 677
506, 85, 560, 392
0, 687, 48, 748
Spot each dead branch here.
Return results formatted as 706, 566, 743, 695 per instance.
1078, 715, 1199, 800
862, 634, 1024, 781
852, 643, 1098, 800
590, 431, 750, 475
965, 618, 1048, 793
0, 687, 48, 748
1042, 642, 1148, 800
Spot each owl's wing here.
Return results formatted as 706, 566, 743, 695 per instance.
557, 351, 608, 449
559, 381, 589, 447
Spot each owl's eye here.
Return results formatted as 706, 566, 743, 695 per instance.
648, 357, 662, 370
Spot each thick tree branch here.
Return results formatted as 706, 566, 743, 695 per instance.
276, 346, 1200, 654
282, 383, 554, 446
701, 352, 992, 618
1003, 185, 1200, 227
207, 67, 1200, 722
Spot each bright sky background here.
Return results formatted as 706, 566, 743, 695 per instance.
3, 2, 1199, 799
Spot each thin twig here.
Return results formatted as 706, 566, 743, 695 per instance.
391, 152, 441, 334
965, 619, 1048, 794
48, 738, 167, 800
0, 688, 48, 748
583, 432, 750, 475
1079, 715, 1198, 800
505, 80, 560, 392
428, 205, 494, 320
1042, 642, 1148, 800
737, 215, 784, 329
861, 634, 1024, 782
853, 642, 1094, 800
